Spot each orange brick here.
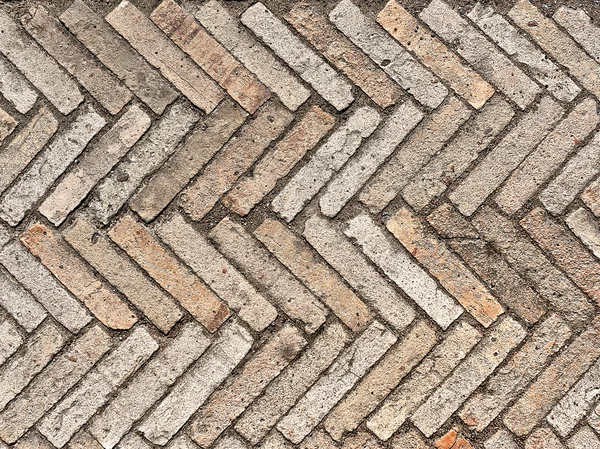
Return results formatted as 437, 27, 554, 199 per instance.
435, 430, 457, 449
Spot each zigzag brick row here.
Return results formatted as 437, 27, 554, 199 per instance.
0, 0, 600, 447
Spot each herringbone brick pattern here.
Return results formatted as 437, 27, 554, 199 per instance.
0, 0, 599, 447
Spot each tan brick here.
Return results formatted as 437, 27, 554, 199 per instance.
525, 428, 565, 449
343, 432, 385, 449
324, 320, 437, 441
387, 206, 503, 327
151, 0, 269, 114
0, 58, 37, 114
0, 108, 16, 144
68, 431, 103, 449
0, 268, 46, 334
180, 102, 293, 220
567, 207, 600, 259
108, 214, 229, 333
12, 432, 53, 449
520, 207, 600, 304
299, 430, 337, 449
189, 324, 306, 446
0, 319, 22, 367
378, 1, 493, 109
21, 223, 137, 330
223, 106, 335, 216
390, 429, 428, 449
583, 177, 600, 217
285, 3, 402, 108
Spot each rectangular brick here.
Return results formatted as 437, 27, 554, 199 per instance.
63, 217, 182, 333
320, 101, 423, 217
324, 320, 437, 441
299, 430, 337, 449
345, 213, 462, 329
151, 0, 269, 114
504, 317, 600, 436
277, 320, 396, 444
209, 217, 326, 333
0, 106, 57, 195
0, 108, 16, 144
509, 0, 600, 100
285, 3, 402, 108
38, 104, 151, 226
460, 313, 571, 431
223, 106, 335, 216
155, 213, 277, 332
130, 99, 246, 222
254, 216, 372, 332
554, 7, 600, 62
109, 214, 229, 333
196, 0, 309, 111
189, 324, 307, 446
359, 96, 471, 213
89, 322, 210, 449
234, 322, 351, 444
468, 3, 580, 103
0, 105, 105, 226
241, 2, 353, 110
271, 106, 380, 222
378, 1, 494, 109
450, 96, 563, 216
21, 223, 137, 330
117, 433, 152, 449
473, 206, 594, 327
88, 102, 199, 224
68, 431, 104, 449
0, 319, 22, 367
412, 316, 526, 437
496, 98, 599, 214
60, 0, 177, 114
38, 327, 158, 448
23, 6, 132, 114
106, 0, 223, 112
0, 10, 82, 114
568, 426, 600, 449
138, 321, 253, 445
0, 269, 46, 333
330, 0, 447, 108
421, 0, 539, 109
0, 57, 37, 114
583, 177, 600, 217
521, 207, 600, 303
0, 325, 110, 444
566, 208, 600, 259
180, 102, 292, 220
368, 321, 482, 441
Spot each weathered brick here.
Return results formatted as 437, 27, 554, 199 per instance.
367, 321, 482, 440
180, 102, 293, 221
554, 7, 600, 63
21, 223, 137, 330
320, 101, 423, 217
391, 429, 428, 449
38, 104, 151, 226
262, 432, 294, 449
583, 177, 600, 217
68, 431, 103, 449
0, 319, 22, 367
496, 98, 599, 215
155, 213, 277, 332
0, 57, 37, 114
420, 0, 539, 109
298, 430, 337, 449
468, 3, 580, 103
213, 435, 247, 449
241, 2, 353, 110
379, 1, 494, 108
109, 214, 229, 333
12, 432, 53, 449
568, 427, 600, 449
63, 217, 182, 333
324, 320, 436, 440
343, 432, 386, 449
60, 0, 177, 114
0, 268, 46, 333
117, 433, 152, 449
566, 208, 600, 259
485, 430, 519, 449
450, 96, 563, 216
89, 102, 199, 224
190, 325, 306, 446
412, 316, 526, 437
504, 317, 600, 436
89, 322, 210, 449
234, 322, 351, 444
23, 6, 132, 115
138, 321, 253, 445
345, 213, 462, 329
151, 0, 269, 114
0, 325, 110, 444
277, 320, 396, 444
0, 10, 82, 114
271, 106, 380, 222
196, 0, 310, 111
0, 105, 105, 226
209, 217, 326, 333
285, 3, 402, 108
359, 96, 471, 213
0, 108, 16, 144
526, 428, 566, 449
460, 314, 571, 431
223, 106, 335, 216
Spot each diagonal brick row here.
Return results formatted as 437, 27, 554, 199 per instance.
0, 0, 600, 448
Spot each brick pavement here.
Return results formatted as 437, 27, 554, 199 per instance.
0, 0, 599, 447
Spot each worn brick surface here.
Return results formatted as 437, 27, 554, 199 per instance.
2, 0, 600, 448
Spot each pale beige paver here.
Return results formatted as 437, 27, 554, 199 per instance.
0, 319, 22, 367
0, 57, 37, 114
0, 107, 16, 144
567, 208, 600, 259
0, 268, 46, 333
